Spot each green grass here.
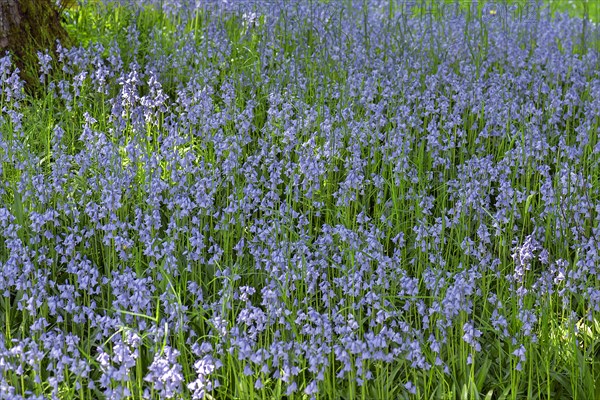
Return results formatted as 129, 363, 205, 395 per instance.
409, 0, 600, 22
0, 0, 599, 399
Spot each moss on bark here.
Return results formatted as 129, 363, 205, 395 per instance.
1, 0, 71, 93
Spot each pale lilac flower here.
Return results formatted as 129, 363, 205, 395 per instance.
405, 381, 417, 395
462, 322, 482, 352
144, 346, 183, 398
513, 344, 526, 371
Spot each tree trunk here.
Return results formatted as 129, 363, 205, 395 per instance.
0, 0, 21, 51
0, 0, 70, 90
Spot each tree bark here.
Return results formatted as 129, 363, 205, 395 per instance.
0, 0, 21, 51
0, 0, 70, 90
